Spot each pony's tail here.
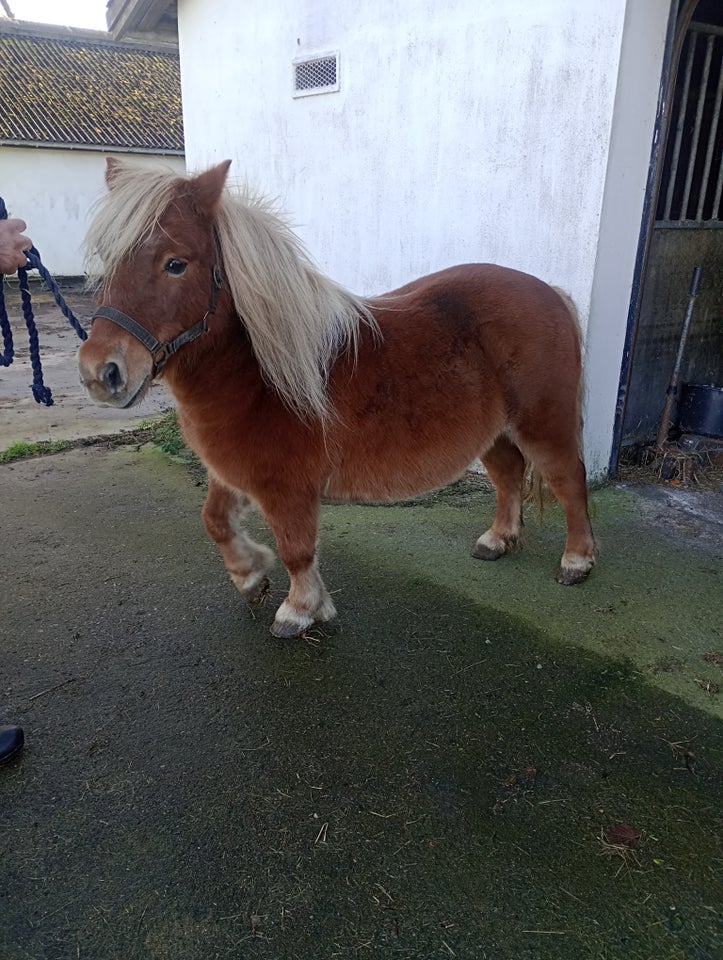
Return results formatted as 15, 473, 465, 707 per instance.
550, 286, 579, 327
523, 464, 548, 512
551, 285, 585, 450
524, 285, 584, 514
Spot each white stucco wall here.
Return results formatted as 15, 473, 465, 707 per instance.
0, 148, 185, 276
179, 0, 627, 309
584, 0, 670, 477
176, 0, 670, 476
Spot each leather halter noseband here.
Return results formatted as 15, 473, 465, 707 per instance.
92, 263, 223, 377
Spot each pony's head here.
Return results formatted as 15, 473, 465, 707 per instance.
80, 157, 376, 419
78, 158, 231, 407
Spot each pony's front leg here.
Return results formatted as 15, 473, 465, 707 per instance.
202, 474, 275, 602
261, 496, 336, 638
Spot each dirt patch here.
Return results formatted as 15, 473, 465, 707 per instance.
618, 481, 723, 556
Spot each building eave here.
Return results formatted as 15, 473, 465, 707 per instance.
106, 0, 178, 42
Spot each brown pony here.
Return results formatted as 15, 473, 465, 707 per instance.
78, 159, 595, 637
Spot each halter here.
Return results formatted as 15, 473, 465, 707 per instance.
92, 263, 223, 377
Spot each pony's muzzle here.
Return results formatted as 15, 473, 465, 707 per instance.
78, 340, 149, 408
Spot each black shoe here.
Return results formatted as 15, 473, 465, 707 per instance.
0, 725, 24, 766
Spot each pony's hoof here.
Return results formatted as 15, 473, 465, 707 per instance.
270, 601, 314, 639
556, 559, 594, 585
472, 530, 521, 561
232, 569, 271, 600
472, 542, 504, 561
270, 619, 305, 638
247, 576, 270, 606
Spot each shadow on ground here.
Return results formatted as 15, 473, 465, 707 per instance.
1, 447, 721, 959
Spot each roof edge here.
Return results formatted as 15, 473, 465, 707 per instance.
0, 140, 184, 156
0, 16, 177, 51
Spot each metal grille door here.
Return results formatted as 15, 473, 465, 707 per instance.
657, 21, 723, 226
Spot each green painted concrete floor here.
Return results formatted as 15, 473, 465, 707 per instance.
1, 446, 721, 959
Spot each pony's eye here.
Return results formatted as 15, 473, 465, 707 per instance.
164, 258, 187, 276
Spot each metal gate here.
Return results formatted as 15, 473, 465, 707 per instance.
658, 21, 723, 226
620, 18, 723, 447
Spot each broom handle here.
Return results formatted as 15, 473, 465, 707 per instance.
655, 265, 702, 449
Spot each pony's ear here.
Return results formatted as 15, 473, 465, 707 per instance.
191, 160, 232, 218
105, 156, 123, 188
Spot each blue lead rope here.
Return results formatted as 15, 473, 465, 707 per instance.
0, 196, 88, 406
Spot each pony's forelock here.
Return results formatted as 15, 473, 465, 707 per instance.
84, 164, 188, 286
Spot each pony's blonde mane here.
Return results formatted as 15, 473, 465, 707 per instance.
84, 164, 378, 420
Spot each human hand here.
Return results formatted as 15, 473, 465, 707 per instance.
0, 218, 32, 273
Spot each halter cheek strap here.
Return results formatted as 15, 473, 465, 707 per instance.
92, 263, 223, 377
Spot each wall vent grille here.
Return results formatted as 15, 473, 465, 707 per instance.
293, 53, 339, 97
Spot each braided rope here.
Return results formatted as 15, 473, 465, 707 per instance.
0, 197, 14, 368
25, 246, 88, 342
0, 196, 88, 406
17, 263, 53, 405
0, 278, 14, 367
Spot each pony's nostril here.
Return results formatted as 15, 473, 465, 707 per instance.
100, 361, 124, 393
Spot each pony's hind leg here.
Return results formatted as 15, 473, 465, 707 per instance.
518, 436, 595, 585
473, 435, 526, 560
259, 494, 336, 638
202, 475, 275, 602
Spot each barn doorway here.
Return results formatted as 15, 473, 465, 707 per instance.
613, 0, 722, 468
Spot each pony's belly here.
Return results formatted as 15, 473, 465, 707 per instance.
322, 448, 475, 503
323, 391, 494, 502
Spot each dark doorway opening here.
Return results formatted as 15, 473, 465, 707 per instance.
612, 0, 722, 470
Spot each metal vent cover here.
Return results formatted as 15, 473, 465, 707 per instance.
293, 52, 339, 97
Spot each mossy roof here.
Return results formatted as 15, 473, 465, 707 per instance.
0, 22, 183, 152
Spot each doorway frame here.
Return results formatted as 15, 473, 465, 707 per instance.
608, 0, 701, 474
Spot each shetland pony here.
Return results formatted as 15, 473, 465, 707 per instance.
78, 159, 595, 637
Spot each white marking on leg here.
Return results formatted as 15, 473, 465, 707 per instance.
230, 565, 271, 597
272, 561, 337, 637
272, 600, 315, 636
560, 552, 595, 573
476, 530, 507, 554
557, 550, 596, 585
224, 499, 275, 597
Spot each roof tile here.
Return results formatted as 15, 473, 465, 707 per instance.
0, 22, 183, 152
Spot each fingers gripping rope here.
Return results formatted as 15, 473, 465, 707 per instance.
0, 196, 88, 406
